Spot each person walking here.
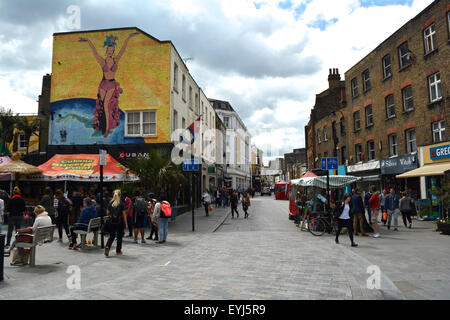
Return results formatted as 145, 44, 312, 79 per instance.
380, 189, 388, 225
242, 192, 251, 219
5, 187, 26, 248
105, 189, 128, 256
368, 186, 381, 238
222, 188, 228, 208
399, 191, 413, 229
70, 188, 83, 226
335, 194, 358, 247
123, 191, 133, 238
151, 197, 162, 242
351, 189, 368, 237
231, 190, 239, 219
202, 189, 211, 217
215, 189, 221, 208
147, 197, 159, 241
364, 189, 372, 224
237, 186, 242, 201
68, 197, 98, 250
154, 196, 170, 244
55, 189, 71, 243
39, 187, 55, 225
132, 190, 148, 244
385, 188, 400, 231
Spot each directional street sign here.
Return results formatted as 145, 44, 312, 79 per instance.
321, 157, 338, 170
183, 159, 200, 171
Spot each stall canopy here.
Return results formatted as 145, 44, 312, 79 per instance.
396, 162, 450, 179
291, 175, 361, 189
22, 154, 139, 182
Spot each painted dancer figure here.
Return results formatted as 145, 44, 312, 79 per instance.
79, 32, 139, 138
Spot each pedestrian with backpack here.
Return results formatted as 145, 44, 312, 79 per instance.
132, 190, 148, 244
155, 196, 171, 244
400, 191, 413, 229
105, 189, 128, 256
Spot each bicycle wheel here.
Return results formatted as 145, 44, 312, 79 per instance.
308, 218, 326, 236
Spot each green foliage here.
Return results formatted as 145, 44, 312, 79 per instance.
126, 149, 187, 203
0, 107, 18, 156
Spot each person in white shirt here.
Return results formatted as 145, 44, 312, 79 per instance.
335, 194, 358, 247
202, 189, 211, 217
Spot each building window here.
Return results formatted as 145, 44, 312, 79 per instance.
355, 144, 362, 162
402, 86, 414, 112
173, 63, 178, 92
340, 117, 345, 135
224, 116, 230, 128
362, 70, 371, 92
189, 86, 193, 109
332, 121, 337, 141
428, 72, 442, 102
398, 42, 410, 69
389, 134, 398, 157
317, 129, 322, 144
424, 24, 436, 54
432, 120, 446, 142
195, 94, 199, 114
351, 78, 358, 97
354, 111, 361, 131
182, 117, 185, 130
173, 110, 178, 131
365, 105, 373, 127
385, 94, 395, 119
405, 129, 416, 154
367, 140, 375, 160
125, 110, 157, 136
323, 126, 328, 141
18, 134, 27, 150
182, 75, 186, 101
341, 146, 346, 164
382, 54, 392, 79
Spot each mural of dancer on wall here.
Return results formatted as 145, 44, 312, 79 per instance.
79, 32, 139, 138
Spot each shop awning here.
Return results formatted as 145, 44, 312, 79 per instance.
396, 162, 450, 178
291, 175, 361, 189
21, 154, 139, 182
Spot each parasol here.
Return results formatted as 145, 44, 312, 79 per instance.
0, 152, 43, 186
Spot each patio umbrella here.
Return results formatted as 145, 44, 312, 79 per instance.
0, 152, 43, 186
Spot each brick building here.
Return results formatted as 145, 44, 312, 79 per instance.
284, 148, 307, 179
343, 0, 449, 195
305, 68, 346, 171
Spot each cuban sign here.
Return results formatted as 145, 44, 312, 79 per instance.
430, 144, 450, 160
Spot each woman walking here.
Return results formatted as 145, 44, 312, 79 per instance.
55, 189, 71, 243
231, 190, 239, 219
242, 192, 251, 219
335, 194, 358, 247
105, 190, 128, 256
399, 191, 413, 229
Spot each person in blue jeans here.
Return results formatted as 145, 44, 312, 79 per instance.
153, 196, 169, 244
385, 188, 400, 231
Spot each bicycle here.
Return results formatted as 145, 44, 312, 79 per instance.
307, 212, 337, 236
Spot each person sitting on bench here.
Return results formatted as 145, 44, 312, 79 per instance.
68, 198, 98, 250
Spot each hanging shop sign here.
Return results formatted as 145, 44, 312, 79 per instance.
381, 154, 417, 175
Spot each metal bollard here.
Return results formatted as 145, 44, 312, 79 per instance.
0, 234, 5, 281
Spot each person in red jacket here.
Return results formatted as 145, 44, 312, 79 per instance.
368, 185, 381, 238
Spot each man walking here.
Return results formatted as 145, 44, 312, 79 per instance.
369, 186, 381, 238
385, 188, 400, 231
231, 190, 239, 219
132, 190, 148, 244
351, 189, 368, 237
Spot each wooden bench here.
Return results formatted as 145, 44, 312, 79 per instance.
15, 225, 55, 267
73, 217, 102, 249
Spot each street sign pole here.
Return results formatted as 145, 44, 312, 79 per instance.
99, 149, 107, 248
192, 170, 195, 232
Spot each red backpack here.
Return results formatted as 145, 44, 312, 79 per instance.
160, 201, 172, 218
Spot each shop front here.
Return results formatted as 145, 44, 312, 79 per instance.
381, 154, 418, 197
397, 142, 450, 218
347, 161, 381, 192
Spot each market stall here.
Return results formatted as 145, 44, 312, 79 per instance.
275, 180, 290, 200
288, 171, 317, 219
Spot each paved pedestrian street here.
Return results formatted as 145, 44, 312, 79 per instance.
1, 196, 449, 300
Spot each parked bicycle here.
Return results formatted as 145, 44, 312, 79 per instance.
307, 212, 337, 236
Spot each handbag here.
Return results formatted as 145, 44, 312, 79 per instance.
209, 204, 213, 212
16, 227, 34, 243
382, 211, 388, 223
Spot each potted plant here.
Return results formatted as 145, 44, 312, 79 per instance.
436, 217, 450, 235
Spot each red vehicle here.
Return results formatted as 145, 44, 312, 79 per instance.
275, 180, 290, 200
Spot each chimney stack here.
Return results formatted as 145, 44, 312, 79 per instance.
328, 67, 341, 89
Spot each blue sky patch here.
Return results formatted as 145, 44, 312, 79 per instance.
278, 0, 293, 10
359, 0, 413, 7
307, 18, 338, 31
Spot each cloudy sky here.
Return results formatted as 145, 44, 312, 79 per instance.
0, 0, 434, 163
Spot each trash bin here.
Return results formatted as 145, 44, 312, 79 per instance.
0, 234, 5, 281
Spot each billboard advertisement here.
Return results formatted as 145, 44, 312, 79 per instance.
50, 28, 171, 146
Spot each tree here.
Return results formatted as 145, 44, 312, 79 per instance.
14, 116, 40, 154
0, 107, 18, 156
127, 149, 187, 203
